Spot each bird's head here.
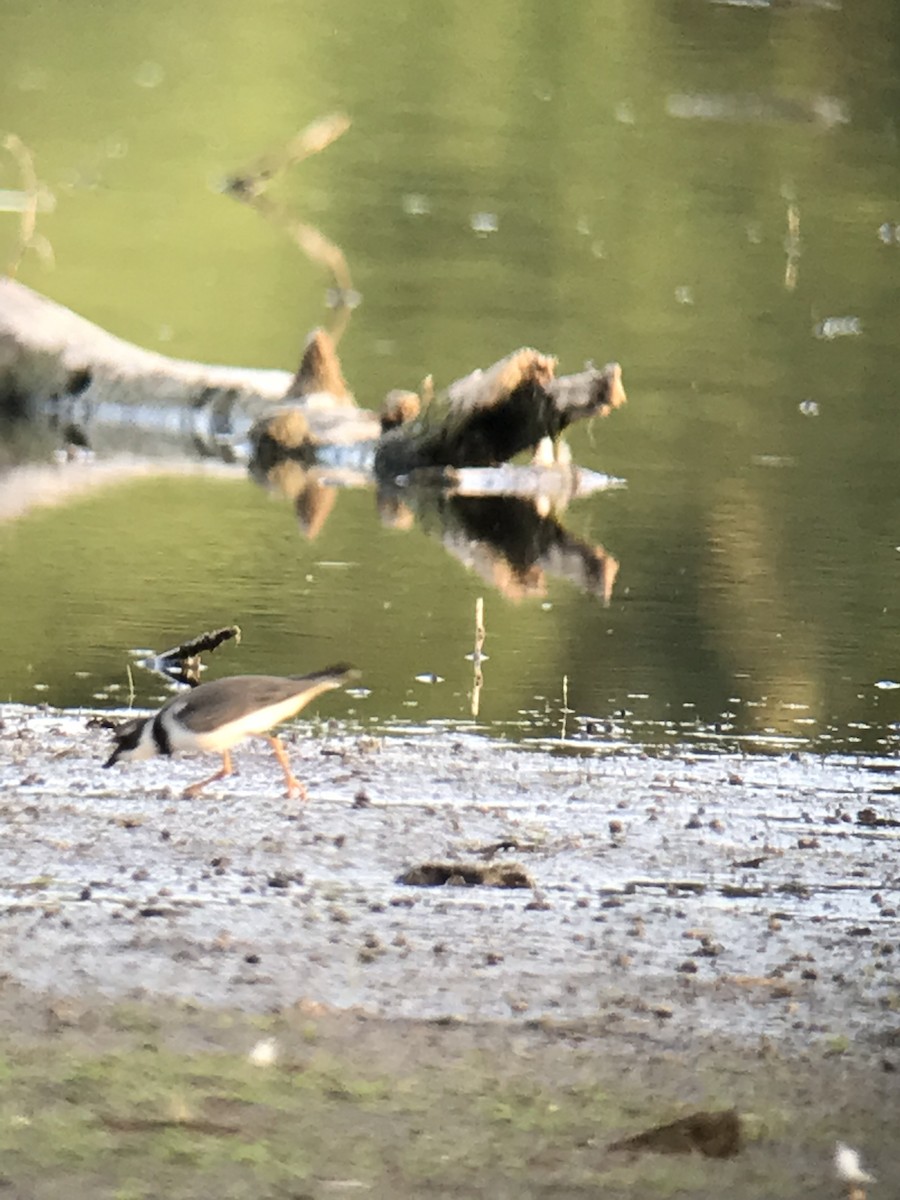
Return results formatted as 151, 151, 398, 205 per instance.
104, 716, 155, 766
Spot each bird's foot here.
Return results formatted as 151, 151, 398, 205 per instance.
183, 753, 232, 799
284, 776, 308, 801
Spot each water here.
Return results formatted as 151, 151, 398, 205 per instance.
1, 0, 898, 755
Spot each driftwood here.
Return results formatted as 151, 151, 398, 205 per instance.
374, 351, 624, 475
396, 861, 535, 889
143, 625, 242, 689
0, 278, 625, 480
608, 1109, 742, 1160
0, 278, 378, 461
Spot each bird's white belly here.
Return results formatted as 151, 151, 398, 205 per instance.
166, 695, 307, 754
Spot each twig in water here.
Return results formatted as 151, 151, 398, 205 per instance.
145, 624, 242, 688
784, 199, 800, 292
470, 596, 485, 717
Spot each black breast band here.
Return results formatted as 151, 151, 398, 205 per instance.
152, 712, 173, 756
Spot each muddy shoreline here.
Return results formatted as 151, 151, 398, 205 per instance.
2, 703, 899, 1052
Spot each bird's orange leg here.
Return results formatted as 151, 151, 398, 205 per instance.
183, 750, 233, 799
266, 734, 307, 800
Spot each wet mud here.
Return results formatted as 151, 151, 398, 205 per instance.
1, 704, 898, 1056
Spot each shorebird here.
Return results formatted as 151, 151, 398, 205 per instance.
104, 665, 354, 798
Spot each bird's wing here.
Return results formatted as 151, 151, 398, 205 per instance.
168, 676, 323, 734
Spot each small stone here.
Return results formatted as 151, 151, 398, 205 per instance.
698, 938, 723, 957
769, 985, 794, 1000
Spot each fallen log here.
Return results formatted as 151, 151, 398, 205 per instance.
372, 349, 625, 475
0, 278, 379, 463
0, 278, 626, 482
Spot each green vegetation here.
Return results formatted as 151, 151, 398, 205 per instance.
0, 997, 892, 1199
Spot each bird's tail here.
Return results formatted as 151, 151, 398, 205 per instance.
289, 664, 358, 693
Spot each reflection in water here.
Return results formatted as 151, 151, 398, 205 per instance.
0, 452, 239, 521
251, 455, 621, 605
388, 490, 618, 606
245, 403, 622, 605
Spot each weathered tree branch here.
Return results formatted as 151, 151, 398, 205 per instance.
373, 351, 625, 476
0, 278, 625, 484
